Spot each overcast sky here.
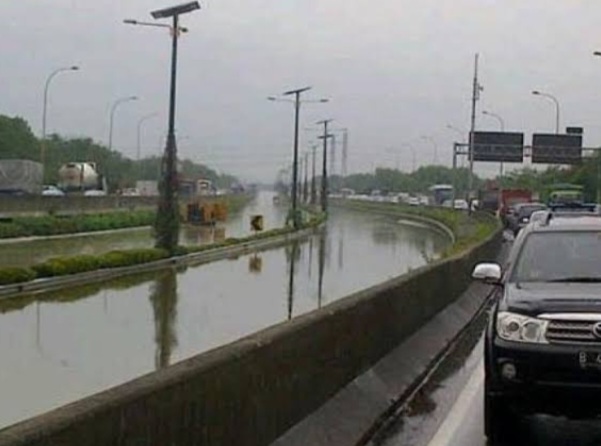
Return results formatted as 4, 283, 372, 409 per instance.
3, 0, 601, 182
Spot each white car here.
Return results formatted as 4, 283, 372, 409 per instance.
408, 196, 420, 206
453, 199, 469, 210
42, 185, 65, 196
84, 189, 107, 196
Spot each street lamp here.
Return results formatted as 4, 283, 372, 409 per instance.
317, 119, 333, 213
136, 113, 160, 162
421, 135, 438, 164
125, 1, 201, 254
532, 90, 560, 134
136, 113, 160, 180
268, 88, 328, 229
482, 110, 505, 131
123, 19, 189, 34
41, 65, 79, 170
108, 95, 138, 152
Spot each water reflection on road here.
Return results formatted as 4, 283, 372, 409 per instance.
0, 192, 285, 268
0, 201, 450, 429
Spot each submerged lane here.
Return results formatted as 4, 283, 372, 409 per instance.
0, 192, 284, 268
0, 203, 450, 429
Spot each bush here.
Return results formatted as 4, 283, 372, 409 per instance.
32, 255, 102, 277
0, 267, 36, 285
97, 248, 169, 268
0, 211, 156, 239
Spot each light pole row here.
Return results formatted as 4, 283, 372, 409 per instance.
268, 88, 330, 229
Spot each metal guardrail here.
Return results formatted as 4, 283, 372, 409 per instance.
0, 226, 320, 300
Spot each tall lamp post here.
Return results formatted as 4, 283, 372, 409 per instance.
41, 65, 79, 172
125, 1, 200, 253
310, 144, 318, 205
532, 90, 560, 134
108, 95, 138, 151
268, 89, 328, 229
317, 119, 333, 213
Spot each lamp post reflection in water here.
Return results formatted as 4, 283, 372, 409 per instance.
317, 230, 326, 309
149, 269, 179, 370
286, 240, 301, 320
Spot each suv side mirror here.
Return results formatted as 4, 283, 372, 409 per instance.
472, 262, 502, 285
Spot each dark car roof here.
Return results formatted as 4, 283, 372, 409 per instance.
514, 202, 545, 210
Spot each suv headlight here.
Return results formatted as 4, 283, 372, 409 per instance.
496, 311, 549, 344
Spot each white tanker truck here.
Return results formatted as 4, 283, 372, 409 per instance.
57, 162, 107, 193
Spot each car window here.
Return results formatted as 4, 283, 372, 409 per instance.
517, 205, 546, 218
511, 231, 601, 282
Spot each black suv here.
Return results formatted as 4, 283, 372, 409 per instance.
505, 202, 547, 236
473, 208, 601, 442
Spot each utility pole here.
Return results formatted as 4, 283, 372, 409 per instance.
310, 145, 318, 205
468, 53, 482, 202
303, 151, 309, 203
330, 133, 337, 178
342, 129, 348, 187
317, 119, 333, 213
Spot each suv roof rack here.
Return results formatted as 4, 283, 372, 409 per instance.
548, 202, 598, 213
536, 202, 601, 226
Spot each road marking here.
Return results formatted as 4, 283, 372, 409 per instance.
426, 363, 484, 446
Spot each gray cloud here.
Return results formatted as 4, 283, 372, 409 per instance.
2, 0, 600, 181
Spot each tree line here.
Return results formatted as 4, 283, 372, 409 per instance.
0, 114, 238, 191
321, 158, 601, 200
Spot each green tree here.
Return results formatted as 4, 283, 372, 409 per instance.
0, 115, 39, 160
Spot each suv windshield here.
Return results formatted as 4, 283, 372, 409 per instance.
512, 231, 601, 282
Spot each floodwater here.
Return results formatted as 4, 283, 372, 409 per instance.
0, 192, 285, 268
0, 194, 451, 429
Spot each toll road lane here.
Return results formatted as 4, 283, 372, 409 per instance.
380, 336, 601, 446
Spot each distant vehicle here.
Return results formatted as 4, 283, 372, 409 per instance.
418, 196, 429, 206
136, 180, 159, 196
42, 185, 65, 196
545, 183, 584, 205
478, 181, 501, 214
472, 207, 601, 443
83, 189, 107, 197
121, 188, 140, 196
453, 199, 469, 210
179, 178, 215, 197
500, 189, 533, 224
0, 159, 43, 195
340, 188, 355, 197
408, 196, 420, 206
506, 202, 547, 235
429, 184, 454, 206
58, 162, 105, 192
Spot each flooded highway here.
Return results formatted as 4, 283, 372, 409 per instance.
0, 194, 450, 429
0, 193, 285, 268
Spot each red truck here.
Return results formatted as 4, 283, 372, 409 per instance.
499, 189, 533, 226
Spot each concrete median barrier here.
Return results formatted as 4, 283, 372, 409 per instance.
0, 217, 502, 446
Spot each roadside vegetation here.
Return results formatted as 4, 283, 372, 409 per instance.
0, 193, 252, 239
0, 212, 326, 287
317, 159, 601, 203
0, 114, 238, 188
